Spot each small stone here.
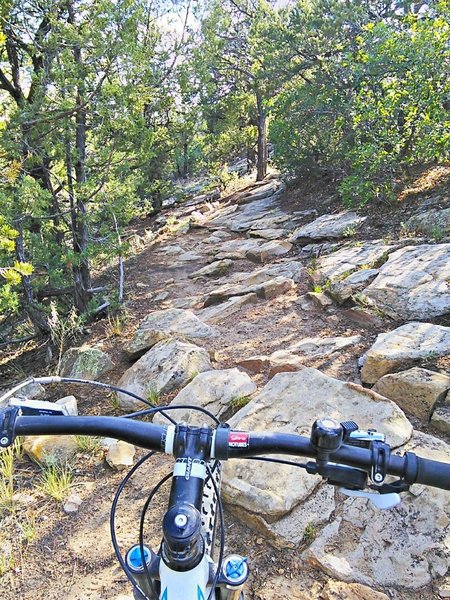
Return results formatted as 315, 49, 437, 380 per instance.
104, 439, 136, 470
23, 435, 79, 464
438, 577, 450, 598
64, 493, 83, 514
237, 355, 270, 373
305, 292, 333, 308
431, 406, 450, 435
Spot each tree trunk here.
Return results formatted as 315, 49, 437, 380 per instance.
67, 0, 92, 314
256, 92, 268, 181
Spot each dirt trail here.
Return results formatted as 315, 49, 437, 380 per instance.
1, 170, 449, 600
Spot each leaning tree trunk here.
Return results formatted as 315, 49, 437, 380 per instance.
256, 92, 268, 182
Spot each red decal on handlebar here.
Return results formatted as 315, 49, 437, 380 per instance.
229, 432, 249, 448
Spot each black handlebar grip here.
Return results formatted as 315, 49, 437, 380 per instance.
415, 456, 450, 490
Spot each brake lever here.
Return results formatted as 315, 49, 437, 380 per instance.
340, 487, 401, 510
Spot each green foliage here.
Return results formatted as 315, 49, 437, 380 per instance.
270, 0, 450, 205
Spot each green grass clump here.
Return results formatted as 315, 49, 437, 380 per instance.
38, 463, 73, 501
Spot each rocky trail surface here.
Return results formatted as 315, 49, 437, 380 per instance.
1, 168, 450, 599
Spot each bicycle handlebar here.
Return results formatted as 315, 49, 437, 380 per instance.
7, 413, 450, 491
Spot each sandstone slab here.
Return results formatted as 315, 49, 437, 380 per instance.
204, 276, 294, 307
364, 244, 450, 319
246, 240, 292, 263
60, 346, 114, 380
188, 259, 233, 279
373, 367, 450, 420
290, 212, 367, 244
306, 431, 450, 589
154, 368, 256, 426
405, 207, 450, 237
124, 309, 216, 360
316, 242, 393, 282
223, 369, 412, 520
329, 268, 379, 304
116, 339, 212, 411
197, 293, 258, 325
360, 322, 450, 384
248, 228, 288, 240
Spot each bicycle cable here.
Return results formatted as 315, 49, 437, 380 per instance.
110, 451, 157, 599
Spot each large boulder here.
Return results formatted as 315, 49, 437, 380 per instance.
116, 339, 212, 411
290, 212, 367, 244
223, 368, 412, 522
373, 367, 450, 420
360, 322, 450, 384
124, 309, 216, 360
306, 431, 450, 589
363, 244, 450, 320
405, 207, 450, 237
60, 346, 114, 380
153, 368, 256, 426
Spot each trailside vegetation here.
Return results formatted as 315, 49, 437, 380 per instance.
0, 0, 448, 332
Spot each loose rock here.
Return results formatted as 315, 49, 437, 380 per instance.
60, 346, 114, 380
104, 439, 136, 470
117, 339, 212, 411
124, 308, 216, 360
373, 367, 450, 420
153, 368, 256, 425
431, 406, 450, 435
64, 493, 83, 514
23, 435, 78, 464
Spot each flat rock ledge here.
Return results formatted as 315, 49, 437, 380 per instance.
290, 211, 367, 244
364, 243, 450, 320
223, 368, 412, 522
306, 432, 450, 590
361, 322, 450, 384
